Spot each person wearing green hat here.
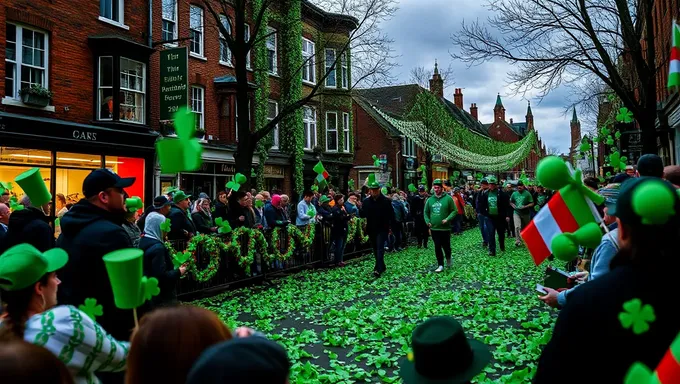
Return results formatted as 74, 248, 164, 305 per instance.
167, 190, 196, 240
399, 316, 491, 383
424, 179, 457, 272
477, 177, 510, 256
0, 193, 54, 254
361, 174, 394, 277
534, 178, 680, 383
0, 244, 129, 383
509, 181, 534, 247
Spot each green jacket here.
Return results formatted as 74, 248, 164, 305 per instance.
424, 193, 457, 231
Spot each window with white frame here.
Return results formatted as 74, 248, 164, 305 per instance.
97, 56, 114, 120
190, 6, 204, 57
326, 112, 338, 151
340, 51, 349, 89
161, 0, 177, 43
342, 112, 350, 153
100, 0, 124, 24
5, 24, 48, 100
267, 100, 279, 149
219, 15, 232, 64
303, 106, 317, 150
245, 24, 251, 69
403, 137, 415, 157
302, 38, 315, 83
119, 58, 145, 124
266, 27, 277, 74
325, 48, 336, 88
191, 86, 204, 129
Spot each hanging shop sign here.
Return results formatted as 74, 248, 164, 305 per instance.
263, 165, 285, 178
159, 47, 189, 121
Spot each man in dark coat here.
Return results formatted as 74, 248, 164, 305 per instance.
476, 177, 510, 256
167, 191, 196, 241
0, 196, 53, 254
408, 186, 429, 248
56, 169, 136, 343
361, 176, 394, 277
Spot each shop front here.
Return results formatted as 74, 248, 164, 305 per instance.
0, 111, 156, 214
177, 162, 238, 199
432, 164, 449, 183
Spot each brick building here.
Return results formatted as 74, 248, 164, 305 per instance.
568, 107, 581, 164
352, 65, 547, 189
0, 0, 157, 207
151, 0, 357, 197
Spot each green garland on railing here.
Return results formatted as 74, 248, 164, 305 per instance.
346, 217, 369, 244
231, 226, 270, 274
185, 234, 234, 283
253, 0, 271, 191
286, 224, 315, 251
270, 226, 297, 261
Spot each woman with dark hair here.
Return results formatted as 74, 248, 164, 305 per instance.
125, 306, 233, 384
330, 194, 350, 267
191, 198, 217, 234
0, 244, 129, 384
214, 190, 229, 222
0, 340, 74, 384
534, 178, 680, 383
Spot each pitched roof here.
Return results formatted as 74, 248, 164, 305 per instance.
354, 85, 424, 116
440, 98, 489, 136
511, 122, 527, 136
352, 95, 402, 137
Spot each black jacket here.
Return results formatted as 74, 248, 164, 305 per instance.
534, 262, 679, 383
0, 224, 6, 247
361, 194, 394, 236
139, 236, 180, 308
191, 211, 214, 234
227, 200, 251, 229
477, 189, 510, 219
408, 194, 426, 220
0, 207, 54, 253
167, 205, 196, 240
213, 201, 228, 222
56, 200, 134, 341
329, 205, 350, 238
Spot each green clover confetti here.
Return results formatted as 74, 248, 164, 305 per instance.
619, 298, 655, 335
616, 107, 634, 123
78, 298, 103, 321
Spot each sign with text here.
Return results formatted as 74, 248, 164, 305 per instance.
159, 47, 188, 121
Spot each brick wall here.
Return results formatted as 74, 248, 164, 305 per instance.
350, 102, 400, 185
486, 121, 521, 143
1, 0, 148, 122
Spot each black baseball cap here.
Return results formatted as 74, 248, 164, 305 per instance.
152, 196, 172, 209
418, 186, 426, 192
609, 177, 679, 227
637, 154, 664, 178
186, 337, 290, 384
82, 169, 135, 198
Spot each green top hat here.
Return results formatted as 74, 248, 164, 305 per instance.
173, 191, 192, 204
15, 168, 52, 207
432, 179, 443, 186
0, 244, 68, 291
125, 196, 143, 212
102, 249, 160, 309
400, 317, 491, 384
367, 174, 380, 189
319, 195, 331, 205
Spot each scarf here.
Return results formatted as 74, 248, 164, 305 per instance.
144, 211, 165, 241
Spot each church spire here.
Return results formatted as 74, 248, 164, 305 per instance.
434, 59, 439, 75
527, 100, 533, 116
571, 107, 578, 123
495, 93, 503, 107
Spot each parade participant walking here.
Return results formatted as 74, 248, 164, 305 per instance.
477, 177, 510, 256
167, 191, 196, 240
510, 181, 534, 247
474, 180, 490, 247
361, 176, 394, 277
409, 186, 429, 248
424, 179, 457, 272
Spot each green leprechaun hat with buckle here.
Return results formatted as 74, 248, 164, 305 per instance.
400, 316, 491, 384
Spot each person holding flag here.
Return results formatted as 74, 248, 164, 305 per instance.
424, 179, 457, 272
361, 174, 394, 277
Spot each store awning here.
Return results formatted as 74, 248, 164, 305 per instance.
0, 111, 159, 150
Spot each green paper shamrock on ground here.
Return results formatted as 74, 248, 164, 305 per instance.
617, 107, 634, 123
619, 298, 655, 335
215, 217, 232, 234
172, 251, 192, 268
79, 298, 103, 321
9, 195, 24, 212
160, 218, 172, 233
632, 180, 677, 225
156, 106, 203, 173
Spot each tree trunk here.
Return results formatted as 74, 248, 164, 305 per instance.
234, 139, 256, 193
425, 152, 433, 188
638, 109, 658, 155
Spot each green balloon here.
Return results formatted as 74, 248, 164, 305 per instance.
536, 156, 571, 191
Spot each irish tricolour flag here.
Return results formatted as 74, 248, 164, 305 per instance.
521, 188, 601, 266
669, 20, 680, 89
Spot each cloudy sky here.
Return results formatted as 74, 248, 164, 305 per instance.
379, 0, 582, 154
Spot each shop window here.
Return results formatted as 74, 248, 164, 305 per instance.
161, 0, 178, 44
0, 164, 52, 209
0, 147, 52, 166
4, 24, 49, 100
190, 6, 204, 58
303, 106, 317, 150
97, 57, 146, 124
56, 152, 102, 168
326, 112, 338, 152
106, 156, 146, 204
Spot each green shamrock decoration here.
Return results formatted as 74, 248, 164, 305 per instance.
579, 141, 591, 153
141, 277, 161, 301
372, 155, 380, 167
310, 185, 319, 193
606, 135, 615, 146
598, 176, 605, 183
306, 208, 315, 217
251, 168, 257, 178
600, 127, 610, 137
255, 199, 265, 208
215, 217, 232, 234
0, 181, 12, 196
172, 251, 192, 268
615, 131, 622, 140
476, 172, 483, 181
160, 218, 172, 233
381, 187, 388, 195
54, 218, 61, 228
348, 179, 355, 191
79, 298, 103, 321
9, 195, 24, 212
226, 172, 248, 192
156, 106, 203, 173
616, 107, 634, 123
619, 298, 655, 335
606, 171, 612, 178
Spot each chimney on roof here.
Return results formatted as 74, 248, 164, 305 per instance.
470, 103, 478, 120
510, 118, 514, 124
454, 88, 463, 109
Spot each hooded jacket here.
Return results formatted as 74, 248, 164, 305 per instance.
0, 206, 53, 253
139, 212, 180, 309
56, 199, 134, 341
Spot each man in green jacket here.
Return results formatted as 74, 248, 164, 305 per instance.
424, 179, 457, 272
